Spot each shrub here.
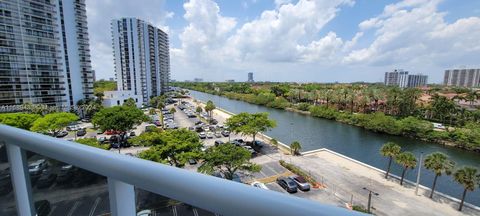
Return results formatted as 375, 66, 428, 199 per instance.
279, 160, 317, 184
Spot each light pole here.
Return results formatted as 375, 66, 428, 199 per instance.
363, 187, 379, 214
415, 152, 424, 195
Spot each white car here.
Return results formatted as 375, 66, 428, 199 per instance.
251, 181, 269, 190
206, 132, 214, 139
137, 210, 152, 216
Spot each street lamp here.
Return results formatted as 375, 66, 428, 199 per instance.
415, 152, 424, 195
363, 187, 379, 214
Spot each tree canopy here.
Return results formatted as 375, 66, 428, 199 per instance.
225, 112, 276, 142
424, 152, 455, 198
380, 142, 402, 179
136, 129, 203, 167
31, 112, 79, 135
0, 113, 41, 130
123, 98, 136, 107
92, 105, 147, 132
198, 144, 261, 180
204, 100, 216, 119
453, 166, 480, 211
395, 151, 417, 185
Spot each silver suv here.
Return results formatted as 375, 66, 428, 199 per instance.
28, 159, 48, 176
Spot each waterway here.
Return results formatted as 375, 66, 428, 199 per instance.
189, 90, 480, 206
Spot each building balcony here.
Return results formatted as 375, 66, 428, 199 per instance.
0, 125, 360, 216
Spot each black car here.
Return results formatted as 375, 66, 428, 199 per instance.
276, 177, 297, 193
55, 130, 68, 138
35, 200, 51, 216
76, 129, 87, 136
56, 165, 75, 184
72, 169, 97, 187
214, 140, 225, 146
130, 131, 136, 137
209, 119, 218, 125
36, 170, 57, 189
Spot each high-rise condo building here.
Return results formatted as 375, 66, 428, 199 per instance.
111, 18, 170, 105
0, 0, 94, 107
443, 68, 480, 88
384, 69, 427, 88
247, 72, 254, 82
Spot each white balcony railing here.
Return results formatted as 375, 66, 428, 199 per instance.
0, 124, 364, 216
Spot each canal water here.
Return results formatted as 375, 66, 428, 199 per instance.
189, 90, 480, 206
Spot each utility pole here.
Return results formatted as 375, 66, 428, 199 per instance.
363, 187, 379, 214
415, 152, 424, 195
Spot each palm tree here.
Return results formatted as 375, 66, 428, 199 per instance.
424, 152, 455, 198
380, 142, 402, 179
290, 141, 302, 156
169, 107, 176, 120
270, 138, 279, 149
453, 167, 480, 211
395, 152, 417, 185
149, 108, 156, 115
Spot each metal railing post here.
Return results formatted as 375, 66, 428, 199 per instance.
108, 178, 136, 216
6, 143, 35, 216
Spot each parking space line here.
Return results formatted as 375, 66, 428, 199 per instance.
67, 201, 80, 216
172, 206, 177, 216
88, 197, 101, 216
47, 206, 57, 216
193, 208, 199, 216
263, 164, 279, 175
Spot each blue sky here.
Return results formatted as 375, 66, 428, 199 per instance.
87, 0, 480, 83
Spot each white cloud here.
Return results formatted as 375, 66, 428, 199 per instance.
344, 0, 480, 70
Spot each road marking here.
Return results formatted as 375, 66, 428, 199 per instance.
193, 208, 199, 216
88, 197, 101, 216
263, 164, 279, 175
67, 201, 80, 216
47, 206, 57, 216
172, 206, 178, 216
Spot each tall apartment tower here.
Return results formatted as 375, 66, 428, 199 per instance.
443, 69, 480, 88
384, 69, 409, 88
0, 0, 94, 107
407, 74, 428, 88
111, 18, 170, 105
247, 72, 254, 82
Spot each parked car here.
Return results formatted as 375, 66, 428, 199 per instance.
251, 140, 264, 148
206, 132, 214, 139
66, 125, 79, 131
72, 169, 97, 187
55, 130, 68, 138
276, 177, 297, 193
198, 132, 206, 139
232, 173, 242, 183
76, 128, 86, 136
214, 140, 224, 146
221, 130, 230, 137
29, 159, 48, 176
56, 164, 75, 184
35, 200, 51, 216
251, 181, 269, 190
289, 175, 310, 191
105, 130, 120, 135
81, 118, 90, 123
194, 120, 203, 125
130, 131, 136, 137
214, 132, 222, 138
188, 159, 197, 165
36, 169, 57, 189
137, 210, 153, 216
97, 137, 107, 143
0, 168, 12, 194
209, 119, 218, 125
243, 146, 256, 155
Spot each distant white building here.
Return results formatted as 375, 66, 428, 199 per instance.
443, 68, 480, 88
384, 69, 427, 88
102, 91, 142, 108
247, 72, 254, 82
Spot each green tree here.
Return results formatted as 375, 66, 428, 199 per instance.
31, 112, 79, 136
198, 144, 261, 180
196, 106, 203, 113
169, 107, 176, 120
93, 80, 117, 94
225, 112, 276, 143
395, 152, 417, 185
123, 98, 136, 107
453, 167, 480, 211
137, 129, 203, 167
204, 100, 216, 120
92, 106, 147, 133
290, 141, 302, 156
380, 142, 402, 179
149, 108, 157, 115
424, 152, 455, 198
0, 113, 41, 130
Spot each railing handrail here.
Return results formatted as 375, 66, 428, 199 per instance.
0, 124, 363, 216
